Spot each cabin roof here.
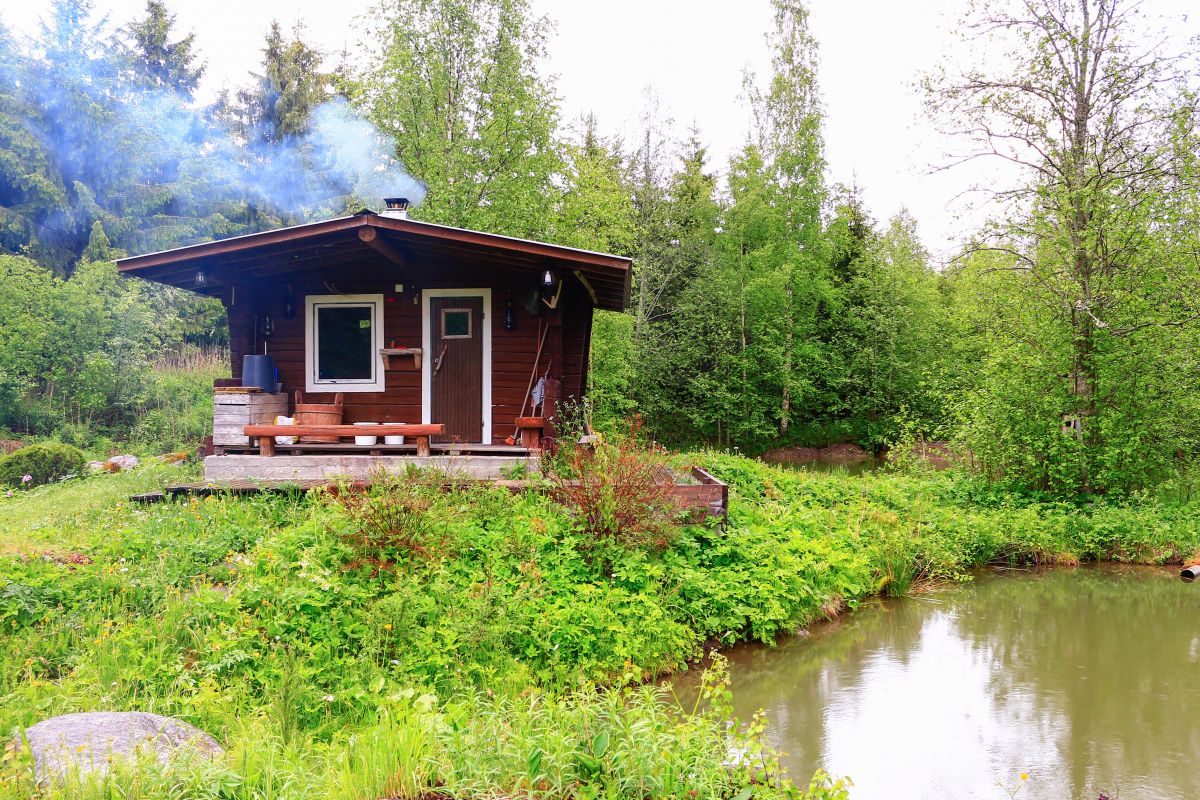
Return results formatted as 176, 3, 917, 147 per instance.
115, 213, 632, 311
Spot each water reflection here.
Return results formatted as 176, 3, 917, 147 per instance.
671, 566, 1200, 799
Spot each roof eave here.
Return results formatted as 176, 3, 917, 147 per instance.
115, 213, 633, 311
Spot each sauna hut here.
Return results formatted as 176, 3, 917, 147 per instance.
116, 200, 632, 481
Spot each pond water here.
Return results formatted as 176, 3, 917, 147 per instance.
673, 565, 1200, 799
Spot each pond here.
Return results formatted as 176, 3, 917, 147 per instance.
673, 565, 1200, 799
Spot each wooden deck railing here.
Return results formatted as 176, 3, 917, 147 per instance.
242, 424, 445, 457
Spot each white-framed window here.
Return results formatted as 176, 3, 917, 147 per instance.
304, 294, 385, 393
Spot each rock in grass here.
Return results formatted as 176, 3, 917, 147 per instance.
19, 712, 222, 784
105, 454, 140, 472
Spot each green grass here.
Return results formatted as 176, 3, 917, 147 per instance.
2, 453, 1199, 798
128, 348, 229, 454
0, 461, 201, 552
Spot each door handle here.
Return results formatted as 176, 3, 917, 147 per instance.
433, 345, 448, 376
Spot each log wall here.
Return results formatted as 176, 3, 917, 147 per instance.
226, 267, 592, 445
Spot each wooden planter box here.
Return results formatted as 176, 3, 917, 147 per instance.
668, 466, 728, 520
213, 391, 288, 446
552, 465, 728, 521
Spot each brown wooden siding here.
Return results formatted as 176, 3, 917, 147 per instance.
225, 260, 593, 445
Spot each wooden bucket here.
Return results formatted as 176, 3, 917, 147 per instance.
293, 391, 344, 443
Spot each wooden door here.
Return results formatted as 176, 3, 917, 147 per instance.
430, 297, 484, 443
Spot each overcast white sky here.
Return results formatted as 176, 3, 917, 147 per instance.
3, 0, 1198, 260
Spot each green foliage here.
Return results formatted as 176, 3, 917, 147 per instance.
588, 311, 637, 431
0, 442, 86, 487
925, 0, 1200, 494
612, 11, 956, 456
352, 0, 562, 239
0, 253, 223, 448
4, 456, 1200, 796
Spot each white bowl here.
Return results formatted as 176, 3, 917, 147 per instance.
384, 435, 405, 445
353, 422, 379, 446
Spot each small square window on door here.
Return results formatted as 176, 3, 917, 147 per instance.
441, 308, 473, 338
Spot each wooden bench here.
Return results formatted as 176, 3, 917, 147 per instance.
243, 424, 446, 457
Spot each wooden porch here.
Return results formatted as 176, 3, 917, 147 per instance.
207, 433, 537, 481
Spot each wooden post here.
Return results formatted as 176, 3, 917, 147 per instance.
259, 436, 276, 457
415, 435, 431, 457
522, 427, 542, 450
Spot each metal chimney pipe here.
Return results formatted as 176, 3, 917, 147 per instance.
381, 197, 411, 220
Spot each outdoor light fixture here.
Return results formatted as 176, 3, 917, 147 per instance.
540, 269, 562, 310
194, 270, 208, 287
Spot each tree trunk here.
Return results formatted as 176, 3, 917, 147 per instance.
781, 263, 793, 435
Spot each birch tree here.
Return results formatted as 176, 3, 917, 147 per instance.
931, 0, 1200, 490
745, 0, 826, 436
354, 0, 561, 238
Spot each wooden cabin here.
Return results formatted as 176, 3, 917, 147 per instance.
116, 202, 632, 481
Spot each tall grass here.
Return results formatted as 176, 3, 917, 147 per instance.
129, 346, 229, 453
5, 675, 850, 800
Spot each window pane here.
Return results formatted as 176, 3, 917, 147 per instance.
443, 309, 471, 338
317, 305, 373, 380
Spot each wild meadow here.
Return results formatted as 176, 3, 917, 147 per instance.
3, 450, 1199, 798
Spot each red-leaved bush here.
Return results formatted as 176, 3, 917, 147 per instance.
550, 418, 677, 549
330, 475, 443, 572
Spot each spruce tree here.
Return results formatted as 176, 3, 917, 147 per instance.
123, 0, 204, 97
0, 21, 67, 260
224, 21, 328, 146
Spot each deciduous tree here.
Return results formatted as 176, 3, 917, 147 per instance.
930, 0, 1200, 491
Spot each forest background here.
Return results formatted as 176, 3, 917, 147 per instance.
1, 0, 1199, 497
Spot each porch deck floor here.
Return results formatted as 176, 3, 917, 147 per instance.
215, 443, 533, 456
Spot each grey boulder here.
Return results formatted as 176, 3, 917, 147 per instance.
19, 711, 222, 784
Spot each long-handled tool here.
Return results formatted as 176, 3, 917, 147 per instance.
505, 321, 550, 445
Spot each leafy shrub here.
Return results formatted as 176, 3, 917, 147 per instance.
0, 442, 87, 487
549, 418, 676, 549
330, 476, 445, 570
